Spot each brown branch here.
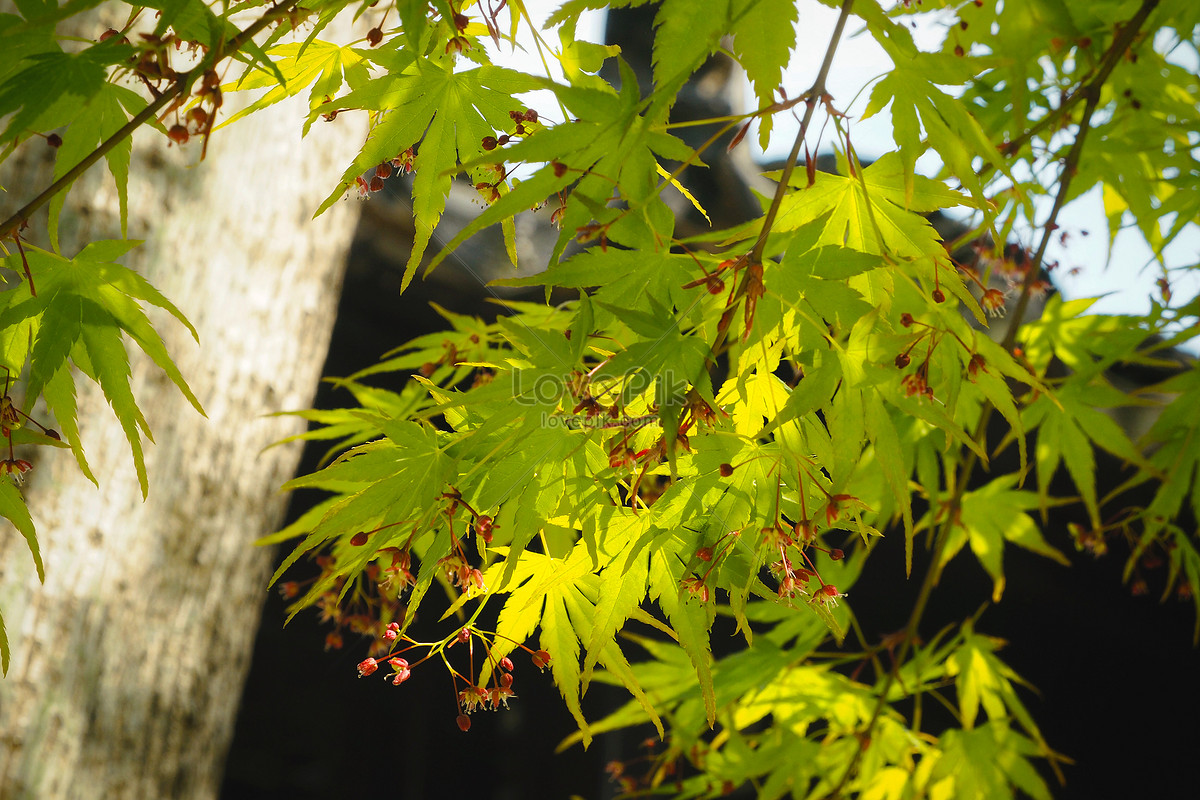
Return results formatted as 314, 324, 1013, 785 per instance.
828, 4, 1156, 795
981, 0, 1160, 178
0, 0, 301, 243
701, 0, 855, 369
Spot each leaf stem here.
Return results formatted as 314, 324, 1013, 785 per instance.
0, 0, 300, 243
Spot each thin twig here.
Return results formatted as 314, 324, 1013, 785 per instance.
978, 0, 1160, 183
828, 5, 1155, 794
703, 0, 855, 368
0, 0, 300, 243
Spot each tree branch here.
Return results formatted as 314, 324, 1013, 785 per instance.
829, 4, 1156, 794
0, 0, 300, 243
703, 0, 855, 367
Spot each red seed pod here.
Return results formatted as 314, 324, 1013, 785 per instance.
366, 27, 383, 47
500, 672, 514, 688
895, 353, 911, 369
475, 515, 494, 541
453, 12, 469, 31
553, 161, 567, 177
500, 656, 514, 671
728, 120, 751, 152
350, 531, 369, 546
368, 175, 385, 192
99, 28, 121, 42
456, 713, 472, 732
706, 276, 725, 295
829, 548, 844, 561
187, 107, 208, 128
900, 312, 913, 327
46, 133, 63, 148
968, 353, 987, 379
697, 546, 713, 562
523, 109, 538, 123
719, 463, 734, 477
419, 362, 436, 377
482, 136, 497, 150
931, 289, 945, 303
167, 124, 189, 145
376, 161, 392, 179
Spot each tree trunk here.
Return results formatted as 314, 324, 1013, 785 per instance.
0, 12, 366, 799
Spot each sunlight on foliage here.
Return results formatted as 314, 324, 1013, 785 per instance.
1, 0, 1198, 794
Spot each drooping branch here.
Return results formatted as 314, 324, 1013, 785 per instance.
828, 6, 1158, 794
0, 0, 301, 243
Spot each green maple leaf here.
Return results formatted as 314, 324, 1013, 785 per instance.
0, 480, 41, 578
862, 43, 1008, 202
0, 240, 201, 496
314, 63, 542, 288
931, 722, 1052, 800
729, 0, 797, 148
651, 0, 731, 117
0, 9, 58, 87
650, 547, 716, 726
0, 39, 131, 146
946, 476, 1069, 602
46, 82, 146, 251
221, 39, 371, 133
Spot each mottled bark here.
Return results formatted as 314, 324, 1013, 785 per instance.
0, 11, 366, 799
